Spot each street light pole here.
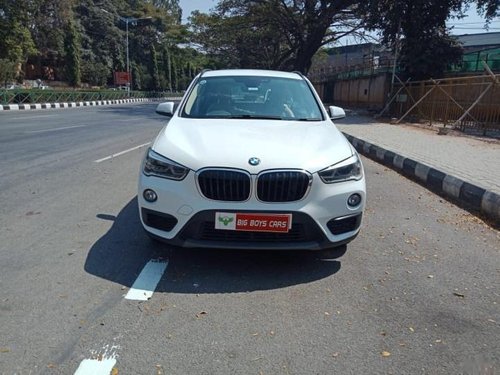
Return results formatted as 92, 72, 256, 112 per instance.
125, 18, 130, 95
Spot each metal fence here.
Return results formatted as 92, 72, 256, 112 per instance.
386, 73, 500, 135
0, 89, 182, 105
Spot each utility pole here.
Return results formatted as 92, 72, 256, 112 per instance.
390, 20, 402, 95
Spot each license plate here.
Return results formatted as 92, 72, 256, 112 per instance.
215, 212, 292, 233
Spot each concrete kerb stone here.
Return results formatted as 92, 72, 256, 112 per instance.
415, 164, 430, 183
443, 175, 464, 199
342, 131, 500, 225
393, 154, 406, 170
481, 191, 500, 220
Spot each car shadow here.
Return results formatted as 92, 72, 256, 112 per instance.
84, 198, 342, 294
95, 102, 165, 119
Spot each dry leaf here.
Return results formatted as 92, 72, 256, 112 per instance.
111, 368, 119, 375
324, 312, 330, 316
332, 352, 339, 358
427, 275, 434, 279
196, 311, 207, 318
409, 327, 414, 332
453, 292, 465, 298
435, 339, 442, 343
47, 363, 57, 368
381, 351, 391, 357
0, 347, 10, 353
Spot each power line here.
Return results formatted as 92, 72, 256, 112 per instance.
451, 27, 500, 30
448, 21, 500, 25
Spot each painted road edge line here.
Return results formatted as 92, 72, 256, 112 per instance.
74, 344, 120, 375
26, 125, 86, 133
94, 142, 151, 163
74, 358, 116, 375
125, 259, 168, 301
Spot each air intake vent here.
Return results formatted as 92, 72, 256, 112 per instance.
327, 214, 362, 235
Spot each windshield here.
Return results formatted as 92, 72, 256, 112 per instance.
181, 75, 323, 121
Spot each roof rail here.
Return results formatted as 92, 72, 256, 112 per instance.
292, 70, 307, 80
199, 69, 212, 78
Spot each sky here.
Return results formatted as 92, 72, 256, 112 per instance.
178, 0, 500, 41
179, 0, 217, 22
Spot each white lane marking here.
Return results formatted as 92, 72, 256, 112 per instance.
94, 142, 151, 163
10, 115, 58, 120
125, 259, 168, 301
74, 345, 120, 375
74, 358, 116, 375
26, 125, 86, 133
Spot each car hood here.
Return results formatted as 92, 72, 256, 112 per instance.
152, 117, 353, 173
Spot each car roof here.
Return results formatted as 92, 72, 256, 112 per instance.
201, 69, 303, 80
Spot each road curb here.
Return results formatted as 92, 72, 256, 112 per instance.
343, 133, 500, 225
0, 98, 160, 111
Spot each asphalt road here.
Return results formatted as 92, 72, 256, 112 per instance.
0, 104, 498, 374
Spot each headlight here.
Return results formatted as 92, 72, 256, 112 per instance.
318, 154, 363, 183
143, 148, 189, 180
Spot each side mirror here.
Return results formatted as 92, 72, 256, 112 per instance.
329, 106, 346, 120
156, 102, 175, 117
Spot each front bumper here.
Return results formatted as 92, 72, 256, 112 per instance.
138, 171, 365, 250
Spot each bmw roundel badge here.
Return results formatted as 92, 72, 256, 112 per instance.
248, 157, 260, 166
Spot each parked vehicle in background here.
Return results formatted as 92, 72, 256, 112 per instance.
4, 84, 23, 90
138, 69, 366, 253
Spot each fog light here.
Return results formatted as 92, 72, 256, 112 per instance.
143, 189, 158, 202
347, 193, 361, 207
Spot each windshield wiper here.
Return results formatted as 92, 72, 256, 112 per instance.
227, 114, 284, 120
296, 118, 322, 121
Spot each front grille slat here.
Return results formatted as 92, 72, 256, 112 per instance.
257, 171, 310, 202
198, 169, 250, 201
198, 169, 310, 202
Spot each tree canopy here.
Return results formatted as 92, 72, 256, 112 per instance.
0, 0, 498, 87
189, 0, 365, 74
0, 0, 210, 89
189, 0, 498, 78
360, 0, 498, 80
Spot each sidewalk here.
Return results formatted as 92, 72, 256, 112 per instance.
336, 113, 500, 225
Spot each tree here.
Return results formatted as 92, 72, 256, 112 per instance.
64, 20, 81, 86
0, 59, 18, 86
81, 61, 109, 86
0, 0, 38, 67
150, 44, 161, 90
190, 0, 364, 73
361, 0, 499, 80
476, 0, 499, 19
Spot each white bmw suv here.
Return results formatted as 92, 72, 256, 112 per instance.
139, 69, 365, 251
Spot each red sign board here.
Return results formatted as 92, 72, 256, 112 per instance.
215, 212, 292, 233
114, 71, 130, 85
